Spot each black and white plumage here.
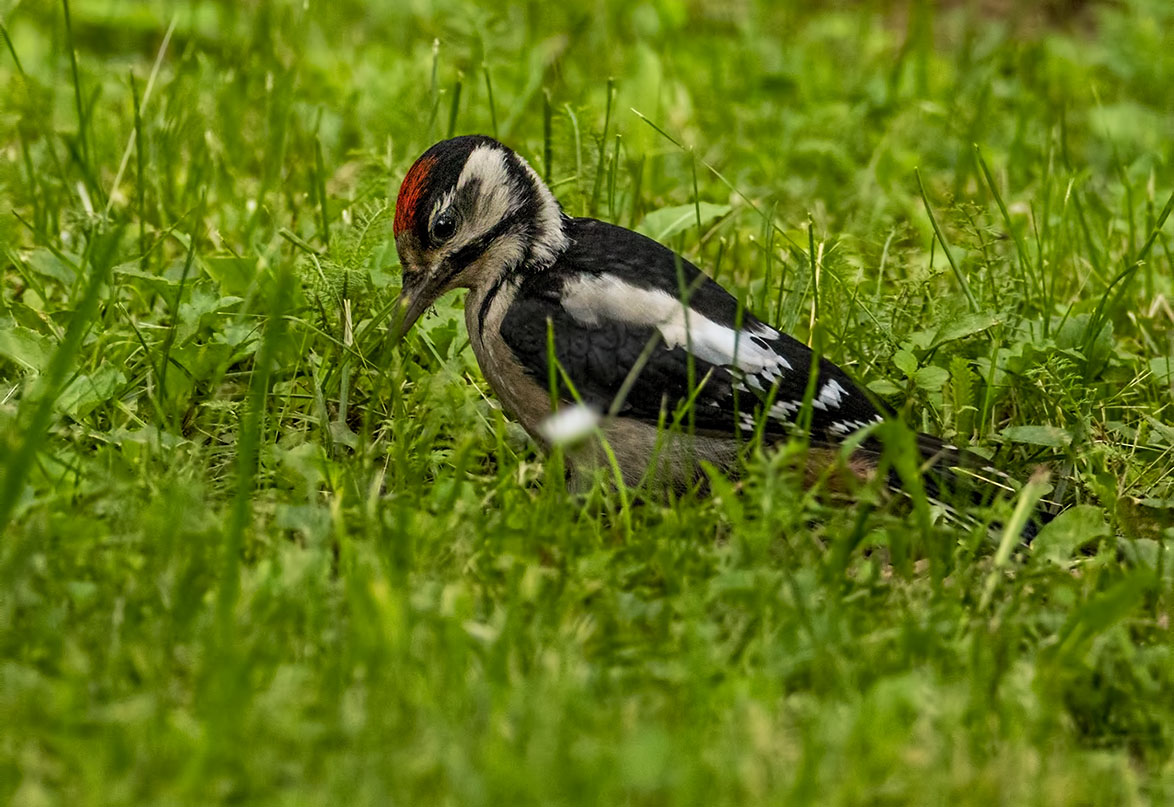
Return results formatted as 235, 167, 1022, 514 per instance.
392, 135, 1038, 528
498, 219, 883, 443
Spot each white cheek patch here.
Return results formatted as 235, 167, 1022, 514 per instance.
464, 233, 526, 284
446, 144, 568, 269
457, 145, 514, 240
561, 274, 792, 379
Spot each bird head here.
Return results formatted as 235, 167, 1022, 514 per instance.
390, 135, 568, 340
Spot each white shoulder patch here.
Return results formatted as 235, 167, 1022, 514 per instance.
560, 274, 793, 379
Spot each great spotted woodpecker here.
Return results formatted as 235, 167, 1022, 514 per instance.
391, 135, 1043, 530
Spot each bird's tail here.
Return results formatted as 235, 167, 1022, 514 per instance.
822, 430, 1057, 542
907, 432, 1057, 541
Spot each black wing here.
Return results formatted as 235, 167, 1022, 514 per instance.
500, 218, 884, 441
500, 288, 746, 435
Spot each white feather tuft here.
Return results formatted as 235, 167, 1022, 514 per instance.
537, 404, 601, 446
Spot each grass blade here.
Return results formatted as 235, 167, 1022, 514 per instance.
916, 168, 979, 312
0, 226, 121, 543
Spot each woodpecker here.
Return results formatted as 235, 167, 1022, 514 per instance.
391, 135, 1041, 529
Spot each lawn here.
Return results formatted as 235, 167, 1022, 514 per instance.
2, 0, 1174, 803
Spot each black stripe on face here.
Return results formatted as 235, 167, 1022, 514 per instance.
477, 267, 518, 332
446, 215, 518, 276
419, 215, 519, 309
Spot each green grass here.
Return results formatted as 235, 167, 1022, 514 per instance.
2, 0, 1174, 803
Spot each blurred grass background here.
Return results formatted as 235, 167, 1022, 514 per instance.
2, 0, 1174, 803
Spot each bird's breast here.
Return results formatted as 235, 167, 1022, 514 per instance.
464, 281, 552, 441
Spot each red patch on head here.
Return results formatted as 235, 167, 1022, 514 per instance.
394, 156, 437, 237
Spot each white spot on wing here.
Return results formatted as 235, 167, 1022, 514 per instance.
768, 400, 799, 421
817, 379, 848, 410
827, 418, 874, 436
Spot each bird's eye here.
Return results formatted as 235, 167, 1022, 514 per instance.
431, 210, 457, 243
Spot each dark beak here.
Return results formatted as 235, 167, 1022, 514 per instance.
389, 271, 444, 345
